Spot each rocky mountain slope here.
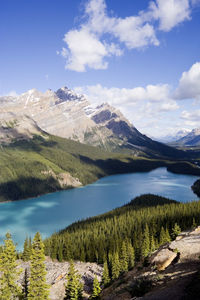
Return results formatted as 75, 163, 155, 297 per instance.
101, 227, 200, 300
174, 128, 200, 147
0, 87, 187, 158
156, 129, 191, 143
18, 260, 102, 300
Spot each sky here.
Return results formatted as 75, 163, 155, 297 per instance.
1, 0, 200, 138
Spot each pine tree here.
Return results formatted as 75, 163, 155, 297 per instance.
102, 261, 110, 286
111, 252, 120, 280
28, 232, 49, 300
165, 228, 171, 243
127, 242, 135, 269
192, 217, 197, 229
141, 224, 150, 258
90, 276, 101, 299
0, 232, 22, 299
172, 223, 181, 239
23, 236, 31, 261
120, 241, 128, 272
58, 244, 63, 262
150, 235, 156, 253
159, 226, 167, 245
22, 268, 29, 300
65, 261, 83, 300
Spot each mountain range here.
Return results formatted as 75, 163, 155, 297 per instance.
174, 128, 200, 147
0, 86, 187, 159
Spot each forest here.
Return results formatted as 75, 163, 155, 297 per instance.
44, 194, 200, 281
0, 134, 200, 202
192, 179, 200, 197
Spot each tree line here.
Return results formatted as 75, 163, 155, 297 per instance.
0, 232, 101, 300
44, 194, 200, 282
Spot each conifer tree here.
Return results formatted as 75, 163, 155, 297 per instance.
102, 261, 110, 286
22, 267, 29, 300
65, 260, 83, 300
0, 232, 22, 299
165, 228, 171, 243
90, 276, 101, 299
159, 226, 167, 245
141, 224, 150, 258
192, 217, 197, 229
120, 241, 128, 272
150, 235, 156, 253
28, 232, 49, 300
111, 252, 120, 280
23, 236, 31, 261
127, 242, 135, 269
172, 223, 181, 239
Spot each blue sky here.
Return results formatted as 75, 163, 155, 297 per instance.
1, 0, 200, 137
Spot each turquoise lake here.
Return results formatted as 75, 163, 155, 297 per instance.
0, 167, 199, 249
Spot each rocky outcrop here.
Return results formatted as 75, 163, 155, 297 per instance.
151, 248, 177, 271
41, 170, 82, 188
0, 87, 186, 158
18, 260, 103, 300
101, 227, 200, 300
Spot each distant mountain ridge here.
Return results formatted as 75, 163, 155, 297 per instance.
175, 128, 200, 146
156, 129, 191, 143
0, 86, 186, 158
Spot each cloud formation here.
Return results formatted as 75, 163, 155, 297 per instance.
60, 0, 192, 72
175, 62, 200, 101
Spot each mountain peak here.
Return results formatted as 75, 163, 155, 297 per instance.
55, 86, 85, 102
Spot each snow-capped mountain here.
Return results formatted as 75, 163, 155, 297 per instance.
156, 129, 191, 143
0, 86, 186, 158
175, 128, 200, 146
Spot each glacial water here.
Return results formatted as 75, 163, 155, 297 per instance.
0, 167, 199, 249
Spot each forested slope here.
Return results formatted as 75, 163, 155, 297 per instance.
44, 194, 200, 268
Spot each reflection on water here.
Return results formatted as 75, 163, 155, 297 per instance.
0, 167, 199, 249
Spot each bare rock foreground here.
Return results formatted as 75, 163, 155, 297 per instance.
101, 227, 200, 300
18, 260, 103, 300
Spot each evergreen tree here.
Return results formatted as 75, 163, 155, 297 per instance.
65, 261, 83, 300
23, 236, 31, 261
22, 268, 29, 300
90, 276, 101, 299
58, 244, 63, 262
127, 242, 135, 269
165, 228, 171, 243
172, 223, 181, 239
159, 226, 167, 245
0, 232, 22, 299
28, 232, 49, 300
102, 261, 110, 286
120, 241, 128, 272
141, 224, 150, 258
150, 235, 156, 253
192, 217, 197, 229
111, 252, 120, 280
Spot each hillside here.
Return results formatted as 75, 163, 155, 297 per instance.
0, 87, 189, 159
44, 194, 200, 264
44, 194, 200, 299
0, 134, 170, 202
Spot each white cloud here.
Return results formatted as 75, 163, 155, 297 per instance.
63, 29, 110, 71
75, 83, 175, 105
112, 17, 159, 49
148, 0, 191, 32
60, 0, 193, 72
175, 62, 200, 101
181, 109, 200, 121
74, 83, 179, 131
